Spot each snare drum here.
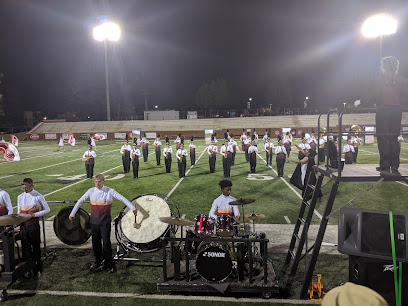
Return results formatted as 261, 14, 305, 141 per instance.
194, 214, 214, 237
216, 215, 234, 237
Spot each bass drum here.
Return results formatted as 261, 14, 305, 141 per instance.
53, 206, 91, 245
196, 242, 232, 282
115, 193, 179, 252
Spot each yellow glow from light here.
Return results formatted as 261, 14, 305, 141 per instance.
93, 22, 121, 42
361, 13, 397, 38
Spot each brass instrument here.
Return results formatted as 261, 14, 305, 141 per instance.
319, 127, 327, 137
351, 125, 362, 147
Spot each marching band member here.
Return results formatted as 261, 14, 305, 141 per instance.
83, 145, 96, 179
131, 143, 141, 178
213, 133, 218, 143
253, 129, 259, 146
189, 137, 196, 165
343, 139, 355, 164
0, 188, 13, 216
141, 134, 149, 162
248, 139, 258, 173
69, 174, 137, 273
318, 134, 326, 163
153, 134, 162, 166
308, 133, 317, 151
398, 134, 404, 148
207, 138, 218, 173
283, 132, 292, 159
244, 132, 251, 162
263, 129, 269, 143
90, 137, 96, 151
229, 134, 237, 166
58, 136, 64, 150
120, 141, 132, 173
240, 129, 247, 152
350, 134, 361, 163
265, 136, 274, 166
163, 142, 173, 173
0, 137, 5, 143
176, 143, 188, 178
209, 180, 240, 220
220, 140, 233, 177
18, 178, 50, 278
275, 139, 287, 177
174, 133, 182, 150
298, 138, 311, 160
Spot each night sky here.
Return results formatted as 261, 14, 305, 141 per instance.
1, 0, 408, 122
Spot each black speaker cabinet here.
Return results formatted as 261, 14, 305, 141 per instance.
349, 255, 408, 306
338, 207, 408, 262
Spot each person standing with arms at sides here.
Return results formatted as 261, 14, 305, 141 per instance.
350, 134, 361, 163
69, 174, 137, 273
343, 139, 355, 164
83, 145, 96, 179
298, 138, 311, 160
18, 178, 50, 277
253, 129, 259, 146
318, 134, 326, 163
153, 134, 162, 166
209, 180, 240, 220
265, 136, 274, 166
174, 133, 181, 150
58, 136, 64, 150
90, 137, 96, 151
176, 143, 188, 178
141, 134, 149, 162
220, 140, 233, 177
229, 134, 237, 166
0, 188, 13, 216
163, 142, 173, 173
131, 143, 141, 179
189, 137, 196, 165
248, 139, 258, 173
207, 138, 218, 173
120, 141, 132, 173
240, 129, 247, 152
243, 132, 251, 162
283, 132, 292, 159
275, 139, 287, 177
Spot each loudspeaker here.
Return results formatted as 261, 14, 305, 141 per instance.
349, 255, 408, 306
338, 207, 408, 262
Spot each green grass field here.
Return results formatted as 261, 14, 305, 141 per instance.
1, 138, 407, 304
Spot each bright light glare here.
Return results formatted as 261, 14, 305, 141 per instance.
361, 13, 397, 38
93, 22, 121, 42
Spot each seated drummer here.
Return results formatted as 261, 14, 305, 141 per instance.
209, 180, 240, 220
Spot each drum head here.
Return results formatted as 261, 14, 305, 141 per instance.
53, 206, 91, 245
196, 242, 232, 282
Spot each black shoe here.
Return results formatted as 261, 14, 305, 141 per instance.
376, 166, 390, 172
391, 168, 401, 175
90, 262, 102, 271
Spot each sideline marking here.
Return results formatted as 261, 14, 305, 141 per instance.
167, 150, 206, 198
284, 216, 291, 224
47, 215, 56, 221
257, 153, 323, 220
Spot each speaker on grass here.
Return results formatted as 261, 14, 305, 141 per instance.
338, 207, 408, 262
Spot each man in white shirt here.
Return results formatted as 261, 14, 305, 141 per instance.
0, 189, 12, 216
141, 134, 149, 162
189, 137, 196, 165
229, 134, 238, 166
343, 139, 355, 164
209, 180, 240, 220
298, 138, 311, 160
176, 143, 188, 178
221, 140, 234, 177
163, 142, 173, 173
208, 139, 218, 173
153, 135, 162, 166
18, 178, 50, 277
120, 141, 132, 173
248, 140, 259, 173
131, 143, 141, 178
69, 174, 137, 273
265, 136, 274, 166
275, 140, 287, 177
83, 145, 96, 179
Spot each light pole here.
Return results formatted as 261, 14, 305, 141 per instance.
93, 21, 121, 121
361, 13, 397, 64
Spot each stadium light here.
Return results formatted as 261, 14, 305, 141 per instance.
93, 21, 121, 121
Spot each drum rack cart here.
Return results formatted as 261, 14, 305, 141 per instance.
157, 235, 279, 298
285, 109, 408, 299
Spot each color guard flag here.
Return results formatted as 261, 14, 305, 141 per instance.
68, 133, 76, 146
0, 142, 20, 161
93, 133, 106, 140
10, 134, 18, 146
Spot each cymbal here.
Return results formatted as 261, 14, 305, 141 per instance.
229, 198, 256, 205
244, 213, 265, 221
159, 217, 195, 226
0, 213, 32, 226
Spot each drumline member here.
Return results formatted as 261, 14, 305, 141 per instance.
174, 134, 181, 150
131, 143, 141, 179
229, 134, 237, 166
120, 141, 132, 173
18, 178, 50, 278
283, 132, 292, 159
248, 139, 258, 173
298, 138, 311, 160
0, 188, 13, 216
265, 136, 274, 166
176, 143, 188, 178
153, 134, 162, 166
189, 137, 196, 165
209, 180, 240, 220
275, 139, 287, 177
343, 139, 355, 164
244, 132, 251, 162
69, 174, 137, 273
83, 145, 96, 179
220, 140, 233, 178
163, 142, 173, 173
207, 138, 218, 173
58, 136, 64, 150
141, 134, 149, 162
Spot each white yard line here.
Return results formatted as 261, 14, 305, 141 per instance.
46, 214, 56, 221
284, 216, 291, 224
167, 150, 206, 198
257, 153, 323, 220
396, 181, 408, 187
